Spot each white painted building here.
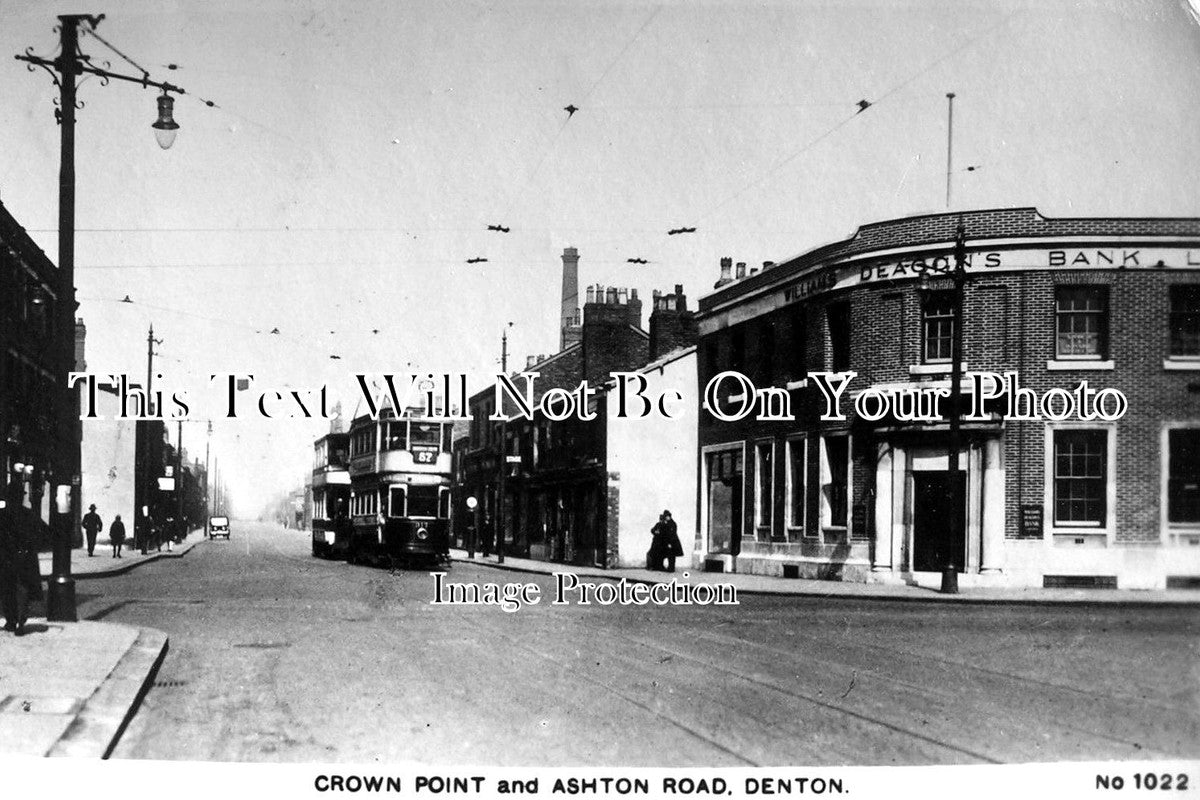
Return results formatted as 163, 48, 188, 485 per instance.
606, 346, 698, 568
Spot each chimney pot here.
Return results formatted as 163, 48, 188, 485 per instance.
735, 262, 746, 279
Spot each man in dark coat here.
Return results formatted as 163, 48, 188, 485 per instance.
650, 510, 684, 573
81, 503, 103, 557
1, 482, 44, 634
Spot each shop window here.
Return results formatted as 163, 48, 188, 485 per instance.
827, 302, 851, 372
754, 441, 773, 531
706, 448, 744, 556
1167, 428, 1200, 525
820, 435, 849, 529
1169, 286, 1200, 359
922, 291, 956, 363
1055, 287, 1108, 359
786, 438, 807, 538
1053, 430, 1107, 527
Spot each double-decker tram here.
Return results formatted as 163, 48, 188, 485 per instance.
311, 431, 351, 558
346, 406, 453, 568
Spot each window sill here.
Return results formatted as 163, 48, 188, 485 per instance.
1163, 359, 1200, 371
1050, 530, 1110, 546
908, 362, 967, 376
1046, 359, 1114, 371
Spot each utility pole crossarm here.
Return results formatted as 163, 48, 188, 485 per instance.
15, 52, 186, 96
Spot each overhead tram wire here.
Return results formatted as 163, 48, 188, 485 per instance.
498, 5, 661, 223
81, 23, 222, 110
685, 9, 1019, 227
78, 295, 352, 363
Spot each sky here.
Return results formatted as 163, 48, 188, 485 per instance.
2, 0, 1198, 514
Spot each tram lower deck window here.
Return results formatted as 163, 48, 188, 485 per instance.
389, 487, 406, 517
407, 485, 439, 518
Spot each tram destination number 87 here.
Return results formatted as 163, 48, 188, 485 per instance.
1096, 772, 1189, 791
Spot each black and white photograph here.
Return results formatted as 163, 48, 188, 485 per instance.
0, 0, 1197, 796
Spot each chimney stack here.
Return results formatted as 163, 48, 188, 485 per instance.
649, 283, 698, 360
560, 247, 581, 351
735, 262, 747, 279
714, 257, 733, 288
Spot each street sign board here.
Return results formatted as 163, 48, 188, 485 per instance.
157, 477, 176, 491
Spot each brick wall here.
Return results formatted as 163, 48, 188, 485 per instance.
701, 207, 1200, 313
698, 247, 1200, 551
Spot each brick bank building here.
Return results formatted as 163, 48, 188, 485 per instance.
695, 207, 1200, 589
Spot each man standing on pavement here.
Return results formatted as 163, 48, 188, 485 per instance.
81, 503, 103, 557
1, 481, 44, 635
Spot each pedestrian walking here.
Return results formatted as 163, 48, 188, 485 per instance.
650, 510, 684, 573
81, 503, 103, 557
1, 482, 44, 635
164, 514, 176, 552
110, 514, 126, 558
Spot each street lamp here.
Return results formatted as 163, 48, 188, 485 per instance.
152, 92, 180, 150
16, 15, 189, 622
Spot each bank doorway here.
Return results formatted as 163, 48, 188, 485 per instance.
911, 471, 966, 572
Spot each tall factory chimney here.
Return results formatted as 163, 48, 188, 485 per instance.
560, 247, 582, 350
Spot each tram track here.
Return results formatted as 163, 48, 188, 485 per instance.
551, 613, 1003, 764
451, 610, 763, 766
576, 617, 1177, 761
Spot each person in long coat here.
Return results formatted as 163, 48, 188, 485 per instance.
109, 514, 127, 558
650, 509, 684, 573
1, 482, 44, 634
81, 503, 103, 557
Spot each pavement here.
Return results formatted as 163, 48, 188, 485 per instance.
0, 531, 206, 757
39, 530, 204, 580
448, 548, 1200, 606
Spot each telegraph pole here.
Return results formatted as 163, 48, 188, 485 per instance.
942, 220, 968, 594
42, 17, 87, 620
19, 15, 189, 613
496, 325, 510, 564
146, 324, 161, 412
175, 419, 183, 544
205, 420, 211, 518
945, 92, 956, 209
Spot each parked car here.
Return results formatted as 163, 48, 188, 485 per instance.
208, 515, 231, 539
